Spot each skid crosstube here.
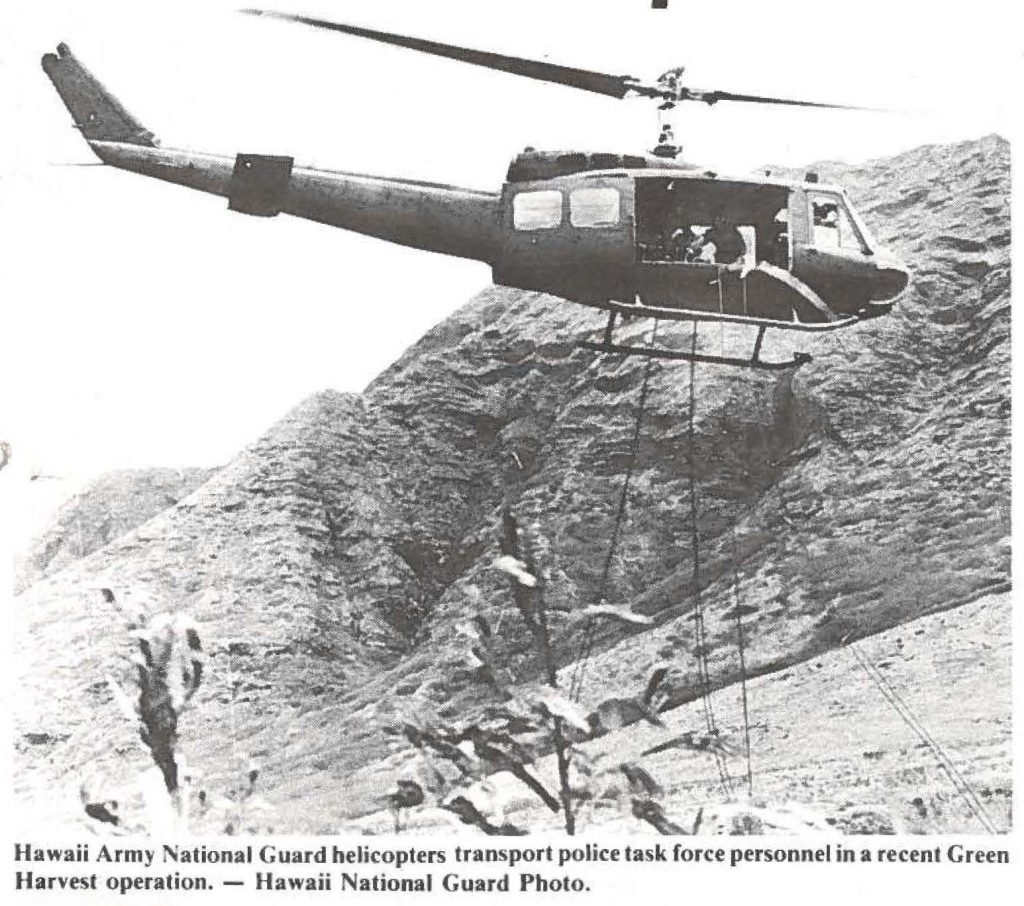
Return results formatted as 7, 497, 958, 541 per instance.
579, 316, 813, 371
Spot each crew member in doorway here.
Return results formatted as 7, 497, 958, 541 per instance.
698, 215, 746, 265
669, 224, 699, 261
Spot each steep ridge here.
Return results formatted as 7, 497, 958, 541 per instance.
12, 135, 1009, 830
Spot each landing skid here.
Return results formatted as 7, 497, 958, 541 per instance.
578, 314, 812, 371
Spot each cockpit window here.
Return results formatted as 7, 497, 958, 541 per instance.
809, 191, 867, 252
570, 187, 621, 228
513, 190, 563, 230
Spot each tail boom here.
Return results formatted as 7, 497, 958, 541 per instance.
87, 141, 502, 262
44, 44, 502, 263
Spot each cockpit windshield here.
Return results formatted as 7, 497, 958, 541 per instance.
808, 190, 874, 254
841, 193, 878, 253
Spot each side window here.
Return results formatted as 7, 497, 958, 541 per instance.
513, 190, 562, 230
810, 192, 858, 250
570, 187, 621, 228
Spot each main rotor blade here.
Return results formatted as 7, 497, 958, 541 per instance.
242, 9, 877, 111
242, 9, 644, 99
685, 87, 872, 110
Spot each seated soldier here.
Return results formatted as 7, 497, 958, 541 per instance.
770, 219, 789, 265
700, 215, 747, 265
648, 234, 666, 261
669, 225, 698, 261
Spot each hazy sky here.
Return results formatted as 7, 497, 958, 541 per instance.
1, 0, 1020, 479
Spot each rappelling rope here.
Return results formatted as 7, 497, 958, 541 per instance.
569, 319, 660, 702
687, 322, 734, 799
733, 604, 754, 799
720, 318, 755, 800
568, 316, 744, 803
814, 331, 995, 828
847, 640, 999, 833
826, 358, 996, 827
727, 513, 755, 802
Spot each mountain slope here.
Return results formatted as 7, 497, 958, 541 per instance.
14, 467, 216, 593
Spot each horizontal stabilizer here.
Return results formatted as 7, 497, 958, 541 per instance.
41, 43, 156, 146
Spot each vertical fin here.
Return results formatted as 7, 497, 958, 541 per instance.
41, 44, 157, 147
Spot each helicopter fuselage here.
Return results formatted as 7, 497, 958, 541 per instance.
88, 138, 908, 329
46, 43, 909, 334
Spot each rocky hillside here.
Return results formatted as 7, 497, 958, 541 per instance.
345, 591, 1011, 836
12, 135, 1010, 833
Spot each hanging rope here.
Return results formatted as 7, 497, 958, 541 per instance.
720, 317, 755, 801
686, 322, 734, 799
569, 319, 659, 702
848, 641, 999, 833
687, 328, 716, 738
733, 603, 754, 799
810, 331, 995, 828
568, 316, 755, 805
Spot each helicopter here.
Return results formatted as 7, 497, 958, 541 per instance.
42, 11, 910, 370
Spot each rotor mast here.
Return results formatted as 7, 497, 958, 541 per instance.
650, 67, 688, 158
